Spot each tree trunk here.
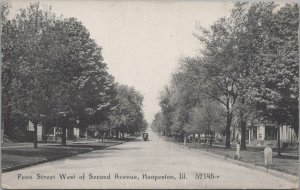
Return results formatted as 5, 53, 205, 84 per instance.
33, 123, 38, 148
294, 126, 299, 138
225, 111, 232, 149
116, 130, 119, 139
3, 69, 13, 138
102, 132, 105, 142
1, 119, 4, 143
209, 131, 213, 146
62, 127, 66, 146
240, 121, 247, 150
61, 116, 67, 146
198, 133, 201, 144
4, 111, 12, 138
85, 127, 88, 139
181, 134, 184, 143
240, 111, 247, 150
240, 96, 247, 150
277, 125, 281, 156
232, 124, 236, 142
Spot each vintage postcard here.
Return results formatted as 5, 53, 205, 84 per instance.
1, 0, 299, 189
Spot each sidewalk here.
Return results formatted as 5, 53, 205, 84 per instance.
162, 136, 299, 176
2, 138, 126, 172
2, 142, 58, 149
1, 138, 99, 148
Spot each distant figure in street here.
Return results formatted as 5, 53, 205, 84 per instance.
143, 133, 148, 141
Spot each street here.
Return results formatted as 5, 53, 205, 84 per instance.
2, 129, 298, 189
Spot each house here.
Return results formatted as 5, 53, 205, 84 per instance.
3, 113, 88, 142
247, 121, 298, 147
5, 114, 33, 142
31, 122, 84, 142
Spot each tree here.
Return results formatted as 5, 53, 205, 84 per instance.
251, 3, 299, 155
2, 3, 117, 147
173, 54, 238, 148
192, 18, 239, 149
159, 86, 175, 137
151, 112, 166, 134
190, 2, 299, 150
188, 101, 226, 146
108, 84, 145, 138
153, 2, 298, 153
56, 17, 117, 144
220, 2, 264, 150
3, 3, 59, 148
2, 1, 15, 138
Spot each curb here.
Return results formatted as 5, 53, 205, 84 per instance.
2, 141, 126, 173
174, 143, 298, 183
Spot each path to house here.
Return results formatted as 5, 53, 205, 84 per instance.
2, 129, 298, 189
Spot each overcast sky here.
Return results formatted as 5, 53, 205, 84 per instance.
10, 0, 235, 123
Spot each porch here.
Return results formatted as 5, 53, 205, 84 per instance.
247, 123, 298, 147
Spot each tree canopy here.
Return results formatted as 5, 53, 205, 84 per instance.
2, 2, 146, 146
152, 2, 299, 149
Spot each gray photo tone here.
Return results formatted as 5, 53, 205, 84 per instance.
1, 0, 299, 189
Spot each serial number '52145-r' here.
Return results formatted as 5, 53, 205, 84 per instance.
195, 173, 220, 180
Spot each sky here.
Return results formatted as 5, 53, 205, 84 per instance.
9, 0, 234, 123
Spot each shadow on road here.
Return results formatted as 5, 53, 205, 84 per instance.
66, 144, 106, 150
66, 146, 142, 161
105, 146, 141, 151
66, 151, 107, 160
123, 138, 143, 142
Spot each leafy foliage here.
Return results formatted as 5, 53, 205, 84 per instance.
152, 2, 299, 149
1, 3, 145, 146
108, 84, 146, 136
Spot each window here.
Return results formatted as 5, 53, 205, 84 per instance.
253, 126, 257, 139
265, 126, 276, 140
258, 126, 264, 140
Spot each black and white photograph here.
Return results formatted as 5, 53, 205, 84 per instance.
1, 0, 299, 189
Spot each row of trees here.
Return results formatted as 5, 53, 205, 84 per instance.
90, 84, 147, 140
2, 3, 146, 147
152, 2, 299, 151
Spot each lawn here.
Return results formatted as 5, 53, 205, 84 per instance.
164, 137, 299, 176
2, 146, 91, 169
2, 139, 125, 171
